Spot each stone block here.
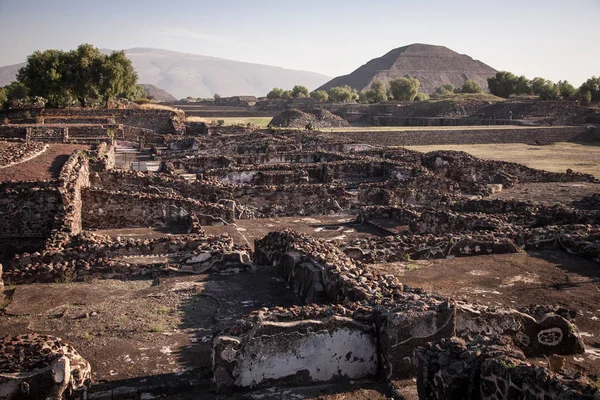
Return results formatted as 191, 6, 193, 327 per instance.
212, 316, 377, 391
376, 300, 456, 379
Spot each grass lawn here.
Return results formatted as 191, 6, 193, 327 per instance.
406, 142, 600, 178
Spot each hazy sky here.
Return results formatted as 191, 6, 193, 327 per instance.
0, 0, 598, 85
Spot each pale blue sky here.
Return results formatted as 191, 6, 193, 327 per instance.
0, 0, 598, 85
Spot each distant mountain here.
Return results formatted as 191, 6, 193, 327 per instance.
318, 43, 497, 94
139, 84, 177, 102
0, 48, 331, 99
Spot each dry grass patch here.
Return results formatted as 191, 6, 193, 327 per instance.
406, 142, 600, 178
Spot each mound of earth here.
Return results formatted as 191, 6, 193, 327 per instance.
269, 108, 350, 128
318, 43, 497, 95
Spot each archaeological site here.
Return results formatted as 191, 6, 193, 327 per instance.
0, 98, 598, 400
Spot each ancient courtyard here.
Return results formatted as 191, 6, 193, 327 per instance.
0, 102, 598, 399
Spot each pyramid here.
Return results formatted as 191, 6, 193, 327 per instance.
318, 43, 497, 94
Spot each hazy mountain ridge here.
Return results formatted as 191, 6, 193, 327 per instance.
0, 48, 331, 99
318, 43, 497, 94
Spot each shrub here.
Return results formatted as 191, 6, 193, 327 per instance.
461, 80, 483, 94
389, 77, 420, 101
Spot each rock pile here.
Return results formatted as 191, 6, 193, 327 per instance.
0, 140, 47, 167
269, 108, 350, 129
416, 336, 599, 399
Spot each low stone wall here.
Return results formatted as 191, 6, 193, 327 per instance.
213, 317, 378, 391
0, 124, 119, 144
0, 183, 62, 239
334, 126, 597, 146
2, 108, 184, 134
423, 150, 597, 195
212, 230, 584, 390
82, 188, 233, 230
4, 232, 256, 284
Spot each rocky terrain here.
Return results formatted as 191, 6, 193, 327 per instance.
0, 107, 599, 399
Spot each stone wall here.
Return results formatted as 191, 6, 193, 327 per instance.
0, 124, 120, 144
335, 126, 596, 146
213, 229, 584, 390
4, 232, 256, 284
81, 189, 233, 230
0, 183, 62, 239
1, 108, 184, 134
213, 317, 378, 391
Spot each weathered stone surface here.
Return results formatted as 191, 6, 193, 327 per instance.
0, 333, 91, 400
213, 316, 377, 391
376, 300, 456, 379
456, 303, 585, 357
415, 336, 599, 400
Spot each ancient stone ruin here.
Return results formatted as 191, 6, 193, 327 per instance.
0, 107, 599, 399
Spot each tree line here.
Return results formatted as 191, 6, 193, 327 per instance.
267, 78, 483, 104
0, 44, 143, 109
487, 71, 599, 103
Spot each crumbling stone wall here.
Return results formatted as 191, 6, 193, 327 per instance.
0, 183, 62, 239
213, 229, 585, 390
4, 231, 256, 284
81, 188, 233, 229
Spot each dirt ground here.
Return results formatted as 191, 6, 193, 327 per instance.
0, 267, 307, 398
371, 250, 600, 378
0, 143, 90, 181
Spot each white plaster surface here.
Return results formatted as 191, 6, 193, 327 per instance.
233, 326, 377, 387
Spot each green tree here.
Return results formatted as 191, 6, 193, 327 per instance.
577, 90, 593, 105
389, 77, 420, 101
537, 82, 560, 100
368, 80, 388, 103
17, 49, 71, 107
530, 77, 547, 96
327, 85, 359, 102
579, 76, 600, 102
64, 44, 104, 107
414, 92, 430, 101
556, 81, 576, 99
0, 87, 6, 108
310, 90, 329, 102
291, 85, 310, 98
433, 84, 454, 97
267, 87, 284, 99
461, 79, 483, 94
98, 50, 138, 107
487, 71, 517, 98
281, 90, 293, 100
514, 75, 531, 95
